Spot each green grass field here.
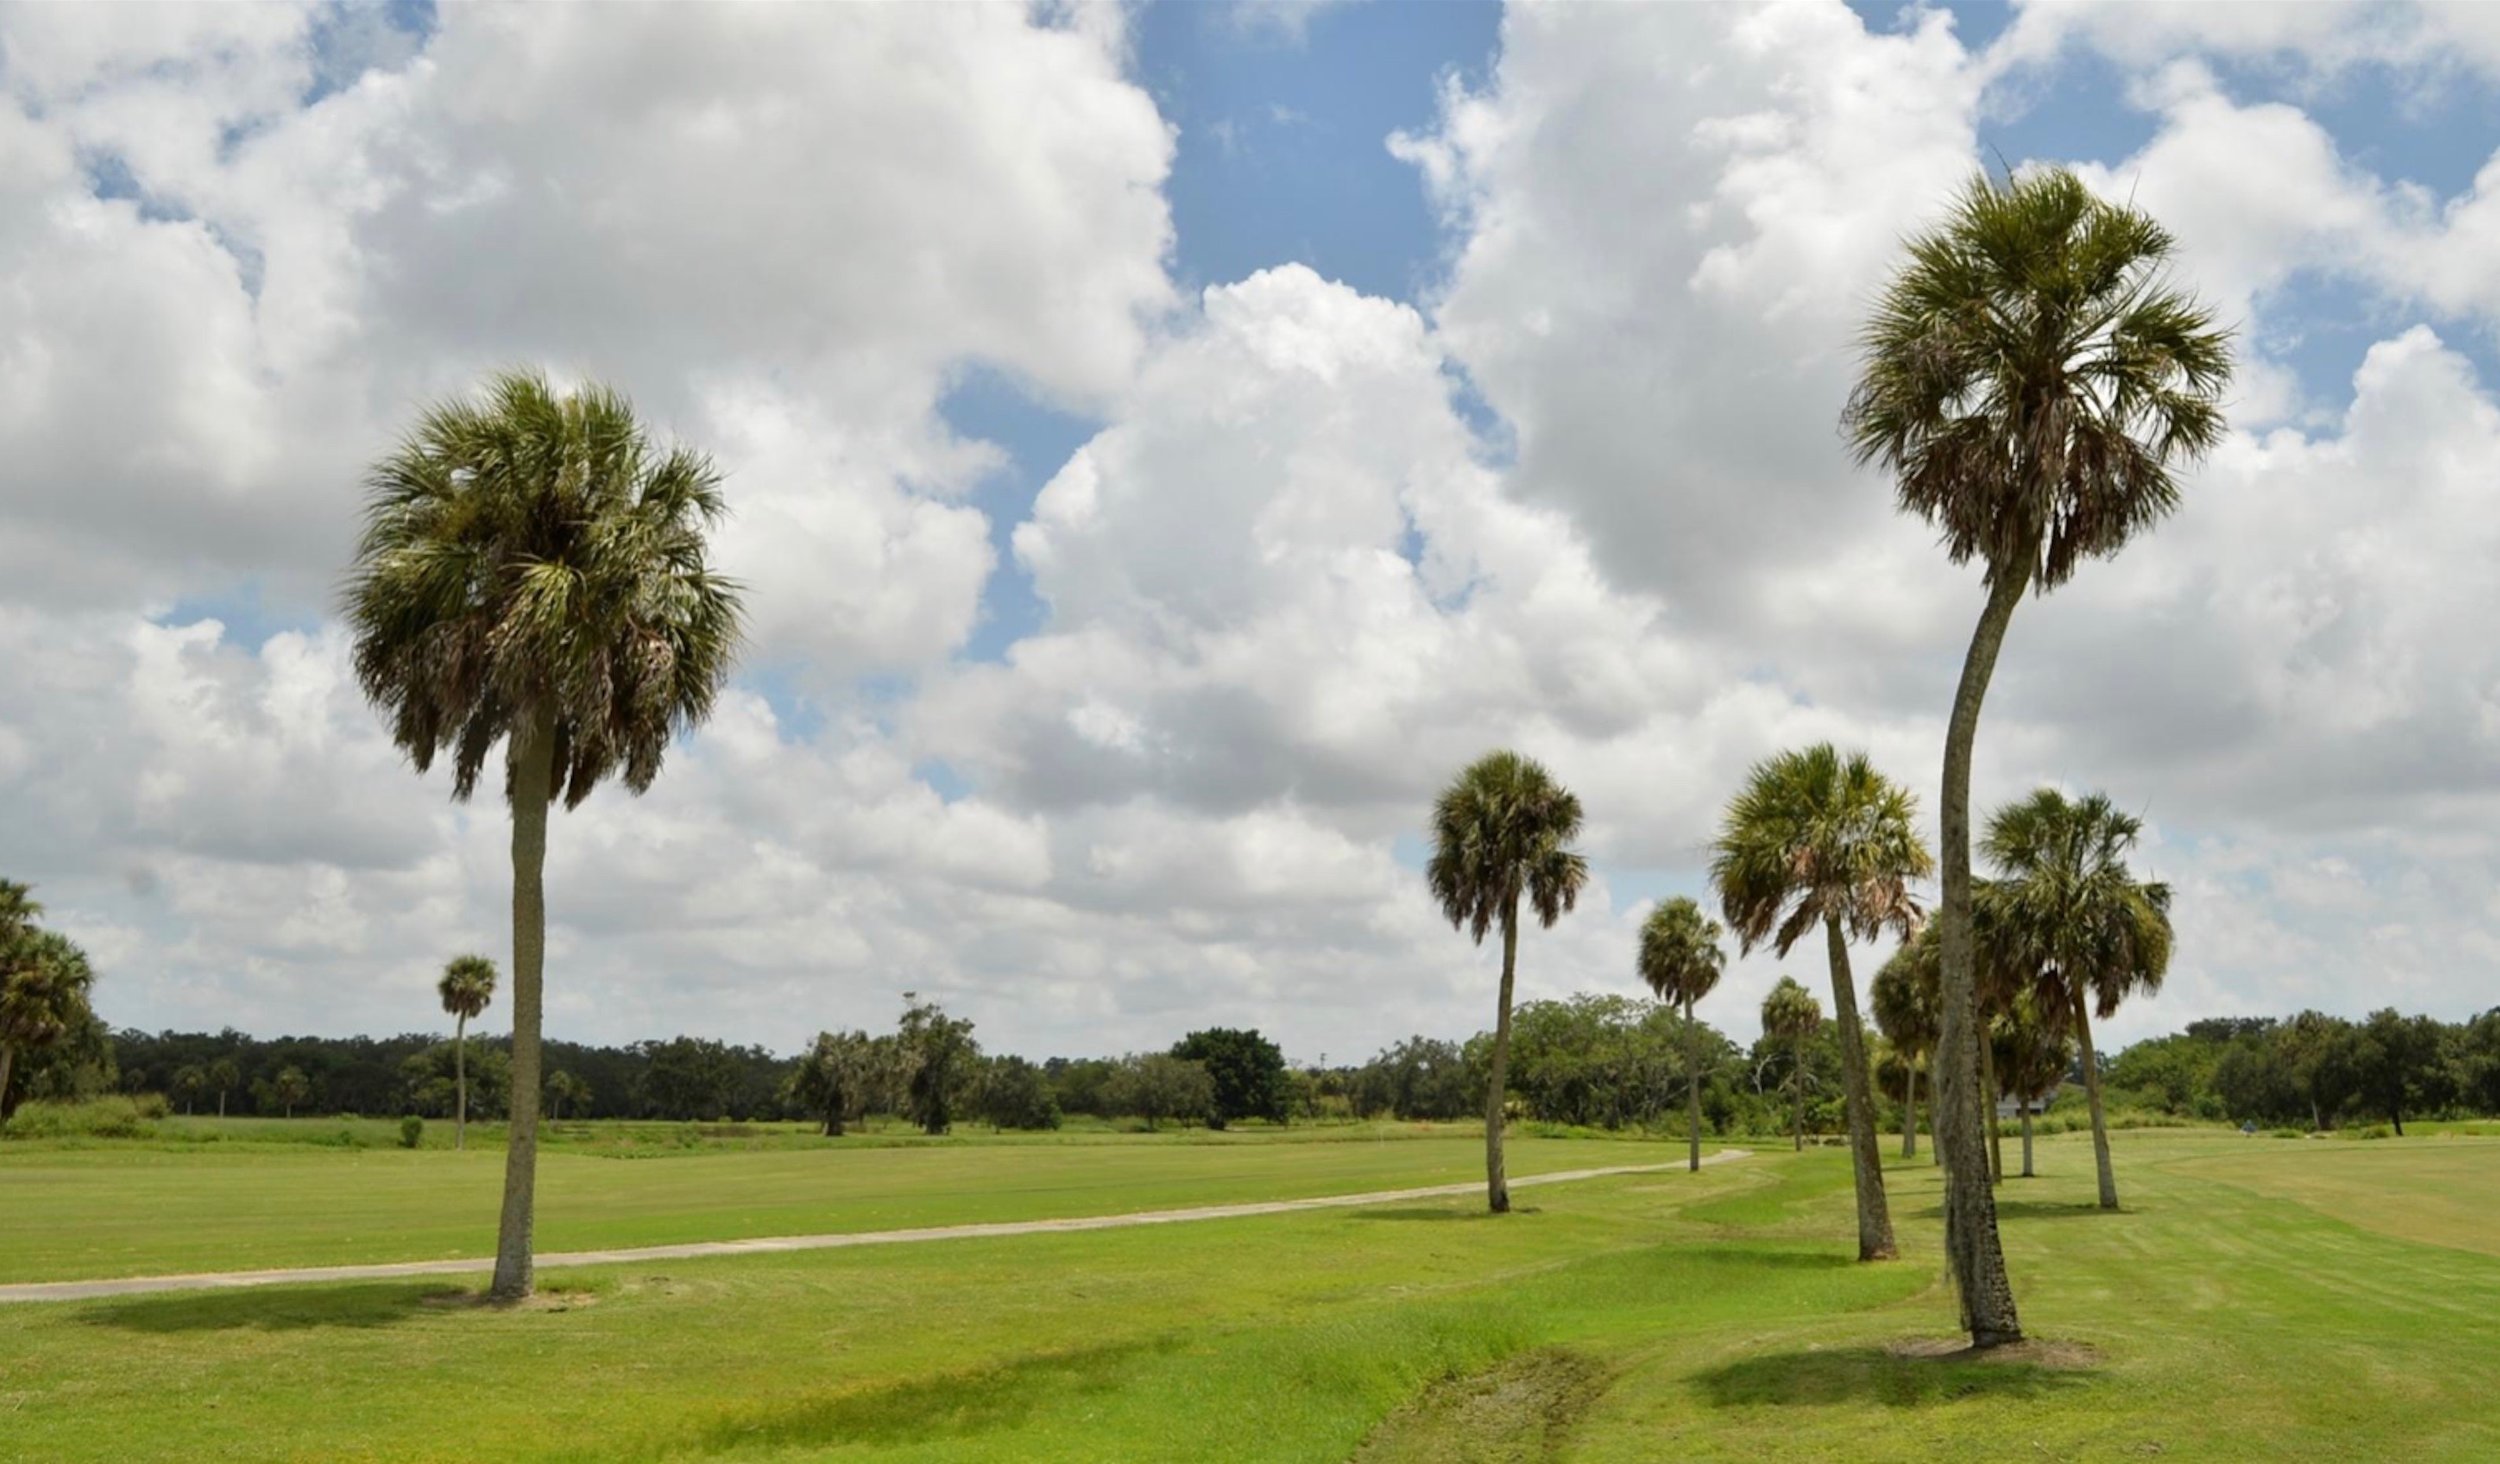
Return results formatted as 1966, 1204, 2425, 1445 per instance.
4, 1124, 2496, 1461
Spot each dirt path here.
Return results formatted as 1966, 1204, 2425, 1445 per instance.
0, 1149, 1750, 1305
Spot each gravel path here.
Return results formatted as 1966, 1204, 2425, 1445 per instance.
0, 1148, 1751, 1306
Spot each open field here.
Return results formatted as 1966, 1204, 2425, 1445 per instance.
4, 1128, 2497, 1461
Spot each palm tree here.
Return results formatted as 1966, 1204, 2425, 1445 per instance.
0, 930, 96, 1124
1871, 929, 1939, 1159
1427, 750, 1590, 1213
208, 1057, 239, 1118
269, 1065, 312, 1120
1760, 977, 1823, 1152
1711, 745, 1931, 1263
1984, 789, 2172, 1209
1992, 988, 2075, 1180
437, 954, 498, 1152
346, 370, 744, 1299
173, 1064, 207, 1115
1842, 167, 2230, 1346
1637, 897, 1726, 1173
545, 1069, 579, 1121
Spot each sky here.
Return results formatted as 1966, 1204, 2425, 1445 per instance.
6, 0, 2500, 1063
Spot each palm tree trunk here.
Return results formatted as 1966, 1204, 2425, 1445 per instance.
218, 1090, 227, 1118
1934, 563, 2028, 1348
491, 722, 554, 1301
2072, 991, 2119, 1209
0, 1044, 13, 1128
455, 1011, 469, 1152
2020, 1103, 2035, 1178
1823, 914, 1897, 1259
1903, 1063, 1919, 1159
1685, 991, 1702, 1174
1981, 1028, 2004, 1184
1484, 904, 1519, 1214
1793, 1036, 1806, 1152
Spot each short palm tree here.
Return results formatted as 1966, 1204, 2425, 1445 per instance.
1843, 166, 2230, 1346
438, 954, 498, 1151
544, 1070, 578, 1121
1636, 897, 1726, 1173
1992, 988, 2074, 1180
1427, 750, 1590, 1213
0, 929, 95, 1125
1871, 928, 1939, 1159
1984, 788, 2172, 1209
1760, 977, 1824, 1153
346, 370, 744, 1299
1711, 744, 1931, 1262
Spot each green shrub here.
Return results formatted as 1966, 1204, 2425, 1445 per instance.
132, 1092, 172, 1120
2, 1096, 162, 1140
399, 1115, 425, 1149
2269, 1128, 2305, 1139
2358, 1124, 2395, 1140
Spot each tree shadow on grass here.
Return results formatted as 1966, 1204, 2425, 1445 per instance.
79, 1281, 457, 1334
1910, 1200, 2127, 1222
687, 1336, 1181, 1453
1347, 1207, 1519, 1223
1695, 1343, 2097, 1410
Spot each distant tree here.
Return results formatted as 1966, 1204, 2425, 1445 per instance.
543, 1069, 580, 1121
1983, 789, 2171, 1209
640, 1037, 749, 1121
208, 1057, 240, 1118
1760, 977, 1825, 1153
403, 1041, 511, 1120
173, 1064, 208, 1116
1636, 897, 1726, 1173
1, 925, 97, 1123
1871, 931, 1940, 1160
1171, 1028, 1288, 1130
1105, 1053, 1214, 1131
346, 370, 745, 1299
2350, 1008, 2452, 1136
1351, 1037, 1477, 1122
896, 995, 979, 1136
1712, 744, 1930, 1261
1427, 750, 1590, 1214
1993, 992, 2075, 1180
437, 954, 498, 1151
266, 1065, 312, 1119
1844, 166, 2230, 1349
973, 1056, 1061, 1132
789, 1030, 875, 1136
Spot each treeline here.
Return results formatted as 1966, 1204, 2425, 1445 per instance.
2105, 1009, 2500, 1134
40, 996, 2500, 1138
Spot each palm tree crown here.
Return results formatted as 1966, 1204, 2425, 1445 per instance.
1761, 977, 1823, 1044
1871, 934, 1939, 1059
1426, 751, 1590, 943
1982, 789, 2172, 1020
1710, 744, 1934, 957
439, 955, 498, 1023
1636, 897, 1725, 1009
344, 370, 744, 808
1842, 166, 2232, 592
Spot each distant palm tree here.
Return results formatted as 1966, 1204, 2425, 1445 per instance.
1843, 166, 2230, 1347
1711, 745, 1930, 1262
269, 1065, 312, 1120
1871, 928, 1939, 1160
173, 1064, 207, 1116
1427, 750, 1590, 1213
1637, 897, 1726, 1173
346, 371, 744, 1299
0, 929, 95, 1125
208, 1057, 239, 1119
1992, 989, 2075, 1180
545, 1069, 579, 1121
438, 954, 498, 1151
1760, 977, 1824, 1153
1984, 789, 2172, 1209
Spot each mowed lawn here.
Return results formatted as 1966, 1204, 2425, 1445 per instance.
0, 1125, 1692, 1282
2, 1131, 2497, 1461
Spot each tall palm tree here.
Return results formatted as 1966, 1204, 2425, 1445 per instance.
1992, 987, 2075, 1180
0, 929, 95, 1124
346, 370, 744, 1299
1760, 977, 1824, 1153
1984, 789, 2173, 1209
1711, 745, 1931, 1263
1842, 167, 2230, 1346
438, 954, 498, 1152
1636, 897, 1726, 1173
1427, 750, 1590, 1213
1871, 929, 1939, 1159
